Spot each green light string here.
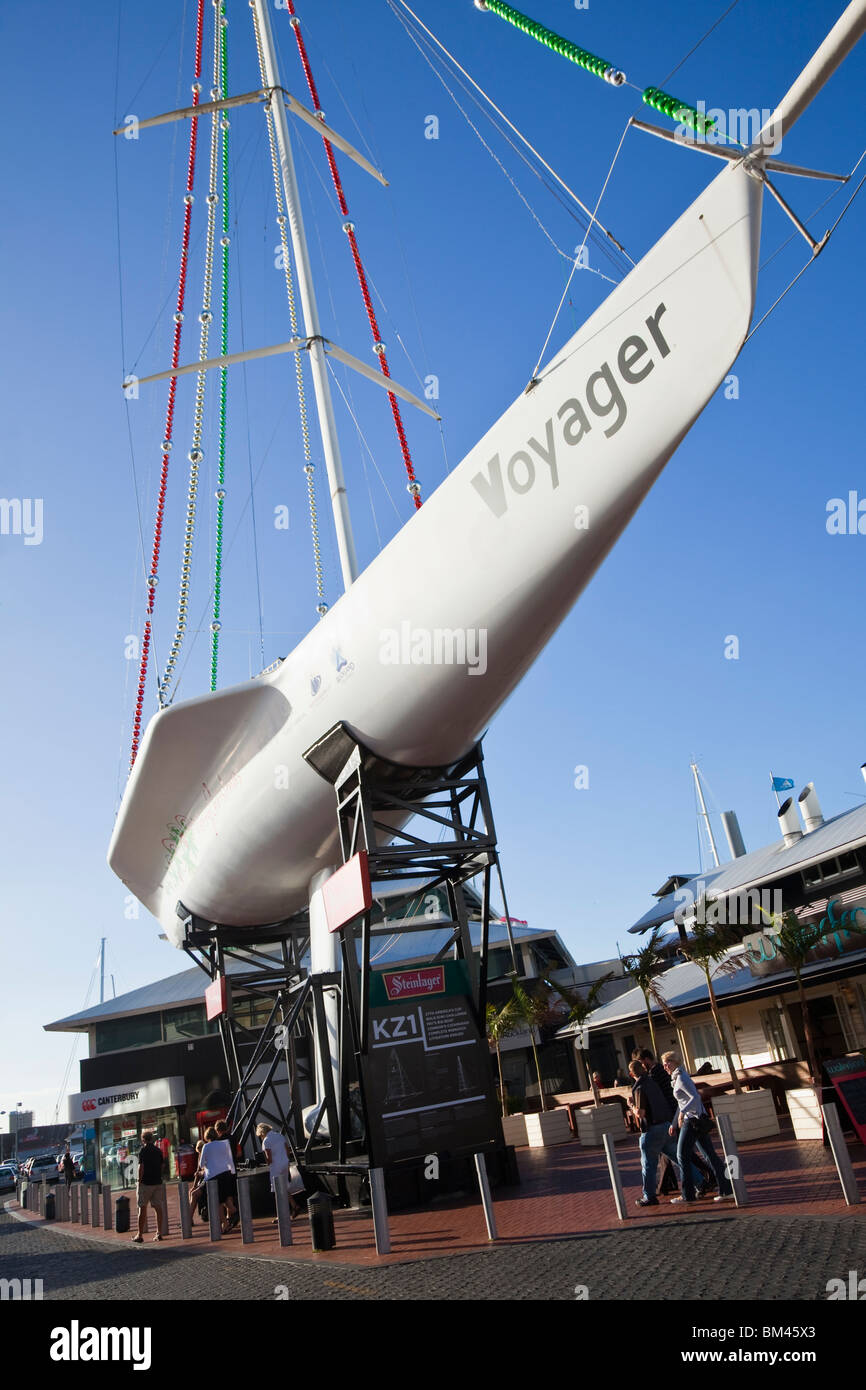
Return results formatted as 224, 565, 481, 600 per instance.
641, 86, 716, 137
476, 0, 623, 84
211, 4, 229, 691
476, 0, 716, 134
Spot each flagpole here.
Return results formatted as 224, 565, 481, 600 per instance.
770, 772, 782, 810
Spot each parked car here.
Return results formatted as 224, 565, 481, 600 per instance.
22, 1154, 59, 1184
0, 1166, 17, 1193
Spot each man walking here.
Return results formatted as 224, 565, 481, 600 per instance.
629, 1060, 702, 1207
133, 1130, 168, 1243
662, 1050, 734, 1205
61, 1143, 75, 1189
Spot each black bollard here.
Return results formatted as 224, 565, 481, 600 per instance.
45, 1190, 56, 1221
115, 1194, 131, 1234
308, 1191, 335, 1251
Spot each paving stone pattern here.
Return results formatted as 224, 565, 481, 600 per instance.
3, 1205, 866, 1301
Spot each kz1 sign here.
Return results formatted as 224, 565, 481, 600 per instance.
362, 961, 500, 1167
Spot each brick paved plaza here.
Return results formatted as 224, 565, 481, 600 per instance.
4, 1118, 866, 1301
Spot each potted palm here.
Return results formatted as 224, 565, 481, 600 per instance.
551, 973, 628, 1146
505, 976, 571, 1147
760, 908, 864, 1139
679, 910, 779, 1140
486, 996, 527, 1147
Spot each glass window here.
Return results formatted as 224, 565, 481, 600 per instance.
94, 1015, 162, 1054
690, 1022, 725, 1071
760, 1006, 791, 1061
162, 1005, 215, 1042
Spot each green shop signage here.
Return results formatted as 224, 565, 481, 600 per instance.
743, 897, 866, 977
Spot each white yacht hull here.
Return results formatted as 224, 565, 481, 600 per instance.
109, 157, 763, 946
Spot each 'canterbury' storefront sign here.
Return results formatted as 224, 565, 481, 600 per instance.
68, 1076, 186, 1123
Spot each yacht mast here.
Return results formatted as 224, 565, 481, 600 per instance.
691, 762, 721, 870
251, 0, 359, 590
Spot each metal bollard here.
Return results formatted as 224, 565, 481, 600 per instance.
176, 1180, 192, 1240
603, 1132, 628, 1220
91, 1185, 101, 1226
207, 1178, 222, 1241
822, 1102, 861, 1205
236, 1174, 255, 1245
715, 1114, 748, 1207
57, 1183, 68, 1222
474, 1152, 498, 1241
369, 1167, 390, 1254
308, 1191, 336, 1251
70, 1185, 79, 1222
273, 1170, 293, 1247
102, 1183, 113, 1229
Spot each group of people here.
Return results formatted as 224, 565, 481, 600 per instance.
627, 1048, 735, 1207
133, 1118, 303, 1241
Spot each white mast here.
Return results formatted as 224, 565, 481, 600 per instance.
251, 0, 359, 590
691, 762, 720, 870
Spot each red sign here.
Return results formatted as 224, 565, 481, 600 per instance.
382, 966, 446, 1000
323, 852, 372, 933
205, 976, 229, 1020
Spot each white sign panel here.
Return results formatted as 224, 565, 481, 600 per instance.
67, 1075, 186, 1124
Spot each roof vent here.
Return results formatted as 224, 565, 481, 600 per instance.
721, 811, 747, 859
778, 797, 803, 848
797, 782, 824, 833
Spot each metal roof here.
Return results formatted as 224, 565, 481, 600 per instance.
628, 803, 866, 934
45, 920, 564, 1032
556, 941, 866, 1036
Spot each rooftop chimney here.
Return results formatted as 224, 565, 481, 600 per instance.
797, 782, 824, 834
721, 810, 747, 859
778, 796, 803, 848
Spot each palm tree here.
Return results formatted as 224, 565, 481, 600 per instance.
755, 906, 864, 1086
619, 924, 677, 1056
546, 973, 614, 1106
677, 910, 749, 1094
485, 996, 520, 1118
507, 975, 554, 1112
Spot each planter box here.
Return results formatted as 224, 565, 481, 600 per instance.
525, 1109, 572, 1148
712, 1088, 779, 1142
787, 1086, 823, 1140
575, 1104, 628, 1146
501, 1114, 529, 1148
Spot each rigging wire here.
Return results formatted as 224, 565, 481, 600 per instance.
281, 0, 423, 510
326, 360, 403, 522
529, 119, 631, 381
389, 0, 632, 265
210, 4, 230, 690
158, 3, 224, 703
251, 3, 329, 619
745, 157, 866, 344
129, 0, 205, 764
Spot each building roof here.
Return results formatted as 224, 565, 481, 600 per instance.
45, 920, 567, 1033
628, 803, 866, 934
556, 941, 866, 1036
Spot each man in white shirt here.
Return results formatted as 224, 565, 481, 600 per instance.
662, 1050, 734, 1205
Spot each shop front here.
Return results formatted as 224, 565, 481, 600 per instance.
67, 1077, 187, 1186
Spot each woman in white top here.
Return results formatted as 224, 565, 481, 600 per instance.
192, 1127, 238, 1231
256, 1123, 302, 1219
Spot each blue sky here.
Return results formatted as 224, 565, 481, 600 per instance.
2, 0, 865, 1121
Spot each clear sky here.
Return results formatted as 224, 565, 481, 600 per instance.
2, 0, 865, 1123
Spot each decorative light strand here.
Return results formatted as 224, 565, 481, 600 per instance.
159, 0, 223, 702
251, 1, 328, 616
130, 0, 205, 767
284, 1, 423, 510
211, 3, 230, 690
475, 0, 716, 134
